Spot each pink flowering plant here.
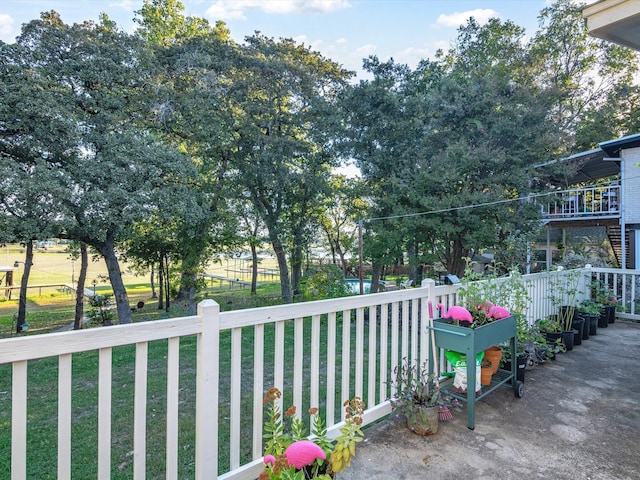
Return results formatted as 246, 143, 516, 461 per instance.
260, 387, 365, 480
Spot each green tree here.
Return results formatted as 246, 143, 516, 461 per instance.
319, 175, 366, 277
0, 35, 73, 330
10, 12, 197, 324
531, 0, 638, 149
343, 17, 561, 278
230, 34, 351, 302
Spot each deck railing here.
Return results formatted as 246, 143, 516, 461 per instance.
0, 267, 637, 479
541, 183, 620, 220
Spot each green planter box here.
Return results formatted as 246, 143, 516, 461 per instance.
431, 315, 518, 429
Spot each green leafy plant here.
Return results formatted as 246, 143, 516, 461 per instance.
578, 298, 603, 316
86, 293, 115, 326
548, 268, 582, 331
260, 387, 364, 479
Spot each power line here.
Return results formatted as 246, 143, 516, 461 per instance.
364, 177, 637, 223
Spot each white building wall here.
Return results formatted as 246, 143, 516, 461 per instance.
622, 146, 640, 224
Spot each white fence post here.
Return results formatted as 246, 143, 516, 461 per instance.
195, 299, 220, 480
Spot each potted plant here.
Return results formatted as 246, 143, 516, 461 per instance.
261, 387, 365, 479
548, 269, 584, 350
578, 298, 601, 337
592, 279, 620, 325
390, 358, 452, 436
480, 358, 493, 386
536, 316, 566, 356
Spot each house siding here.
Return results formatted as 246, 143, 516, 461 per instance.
623, 146, 640, 224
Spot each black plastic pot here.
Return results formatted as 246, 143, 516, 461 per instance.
572, 318, 584, 346
576, 313, 590, 340
598, 307, 611, 328
561, 330, 575, 351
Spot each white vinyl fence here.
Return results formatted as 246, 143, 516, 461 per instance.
0, 267, 636, 479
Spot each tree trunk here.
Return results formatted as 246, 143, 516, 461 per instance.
273, 239, 292, 303
150, 263, 157, 299
158, 257, 165, 310
370, 262, 383, 294
408, 241, 418, 283
16, 240, 34, 332
94, 233, 131, 324
164, 254, 171, 311
73, 243, 88, 330
250, 243, 258, 295
290, 243, 303, 297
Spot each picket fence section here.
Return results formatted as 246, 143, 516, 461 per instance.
0, 267, 637, 479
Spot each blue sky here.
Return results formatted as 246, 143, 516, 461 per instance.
0, 1, 561, 77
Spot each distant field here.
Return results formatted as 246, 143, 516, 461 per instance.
0, 243, 283, 337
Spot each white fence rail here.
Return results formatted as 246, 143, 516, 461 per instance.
0, 267, 637, 479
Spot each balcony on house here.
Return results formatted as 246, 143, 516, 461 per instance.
541, 182, 620, 222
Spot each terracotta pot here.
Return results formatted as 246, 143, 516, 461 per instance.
484, 346, 502, 373
481, 366, 493, 386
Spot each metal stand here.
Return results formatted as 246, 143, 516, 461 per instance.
431, 315, 523, 429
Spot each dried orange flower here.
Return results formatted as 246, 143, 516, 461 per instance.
264, 387, 282, 404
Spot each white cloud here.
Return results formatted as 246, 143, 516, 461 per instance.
395, 46, 431, 68
0, 13, 14, 42
355, 43, 376, 56
436, 9, 498, 28
108, 0, 136, 11
205, 0, 350, 21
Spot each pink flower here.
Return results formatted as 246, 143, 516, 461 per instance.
284, 440, 326, 469
488, 305, 510, 319
443, 306, 473, 323
263, 455, 276, 466
477, 301, 494, 312
612, 297, 618, 303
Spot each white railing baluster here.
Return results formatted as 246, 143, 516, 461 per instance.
326, 311, 337, 426
379, 304, 389, 403
98, 347, 112, 480
166, 337, 180, 479
11, 360, 27, 480
133, 342, 148, 480
293, 317, 304, 414
310, 314, 321, 414
58, 353, 72, 480
229, 327, 242, 470
252, 323, 264, 459
367, 305, 377, 408
354, 306, 365, 399
341, 309, 351, 402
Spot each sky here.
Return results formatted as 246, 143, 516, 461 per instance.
0, 0, 568, 78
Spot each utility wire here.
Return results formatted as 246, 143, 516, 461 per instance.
364, 176, 637, 223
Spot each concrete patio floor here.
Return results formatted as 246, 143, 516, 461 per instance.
340, 321, 640, 480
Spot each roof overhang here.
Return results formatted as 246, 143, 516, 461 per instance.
535, 133, 640, 185
583, 0, 640, 51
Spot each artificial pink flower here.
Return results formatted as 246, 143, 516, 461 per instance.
263, 455, 276, 465
284, 440, 326, 469
488, 305, 510, 319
